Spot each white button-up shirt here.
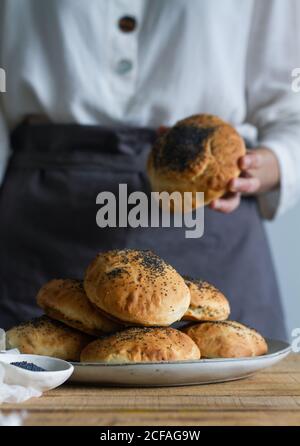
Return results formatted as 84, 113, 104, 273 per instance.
0, 0, 300, 218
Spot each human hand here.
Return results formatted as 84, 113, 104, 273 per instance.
210, 147, 280, 213
156, 127, 280, 214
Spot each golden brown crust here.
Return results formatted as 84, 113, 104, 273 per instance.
6, 316, 92, 361
37, 279, 120, 336
84, 249, 191, 326
147, 114, 246, 209
183, 321, 268, 358
80, 327, 200, 363
182, 276, 230, 321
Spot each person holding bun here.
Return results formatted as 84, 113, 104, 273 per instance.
0, 0, 299, 340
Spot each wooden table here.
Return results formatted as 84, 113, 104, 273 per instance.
1, 354, 300, 426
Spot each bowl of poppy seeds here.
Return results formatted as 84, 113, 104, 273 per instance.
10, 361, 46, 372
0, 353, 74, 391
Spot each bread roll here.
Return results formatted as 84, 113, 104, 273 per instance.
183, 321, 268, 358
182, 276, 230, 321
37, 279, 120, 336
84, 249, 190, 326
147, 114, 246, 210
6, 316, 92, 361
80, 327, 200, 363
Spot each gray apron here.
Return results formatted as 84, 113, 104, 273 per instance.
0, 122, 287, 339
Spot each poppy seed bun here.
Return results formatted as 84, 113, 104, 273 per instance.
84, 249, 190, 326
80, 327, 200, 363
182, 276, 230, 321
183, 321, 268, 358
6, 316, 92, 361
37, 279, 120, 336
147, 114, 246, 209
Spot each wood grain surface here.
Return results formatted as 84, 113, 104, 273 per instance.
1, 354, 300, 426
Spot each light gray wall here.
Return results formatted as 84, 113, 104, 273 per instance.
266, 203, 300, 340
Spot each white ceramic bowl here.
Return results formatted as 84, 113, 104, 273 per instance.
0, 353, 74, 391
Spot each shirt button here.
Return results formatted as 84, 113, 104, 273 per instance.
118, 16, 137, 33
116, 59, 133, 75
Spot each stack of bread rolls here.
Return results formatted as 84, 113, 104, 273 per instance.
6, 113, 268, 363
6, 249, 267, 363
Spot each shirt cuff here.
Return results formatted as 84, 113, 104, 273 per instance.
257, 139, 300, 219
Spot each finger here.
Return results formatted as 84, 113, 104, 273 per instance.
157, 126, 169, 136
229, 176, 261, 194
210, 193, 241, 213
239, 151, 262, 170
